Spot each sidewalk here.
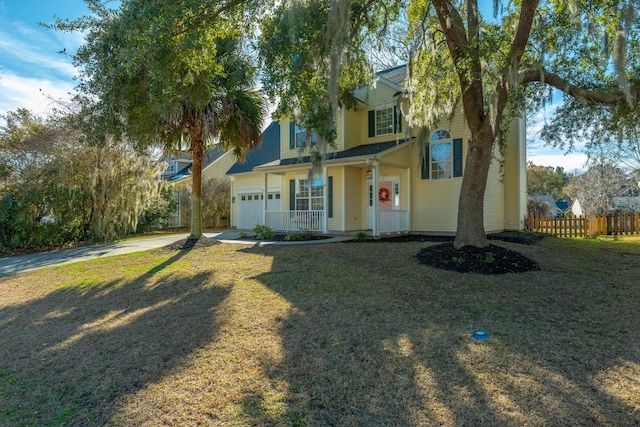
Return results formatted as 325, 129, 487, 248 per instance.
0, 230, 351, 277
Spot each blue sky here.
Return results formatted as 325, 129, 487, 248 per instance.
0, 0, 89, 116
0, 0, 587, 170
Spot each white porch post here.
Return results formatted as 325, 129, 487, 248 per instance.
372, 161, 379, 237
407, 166, 411, 232
229, 177, 234, 228
323, 166, 329, 234
263, 172, 268, 225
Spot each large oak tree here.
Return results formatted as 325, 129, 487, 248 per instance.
261, 0, 639, 247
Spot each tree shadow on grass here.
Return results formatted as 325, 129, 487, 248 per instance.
241, 241, 640, 425
0, 250, 231, 426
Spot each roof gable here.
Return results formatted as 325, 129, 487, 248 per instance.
227, 122, 281, 174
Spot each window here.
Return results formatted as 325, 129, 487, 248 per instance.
375, 107, 394, 136
294, 125, 318, 148
368, 106, 401, 137
430, 130, 453, 180
296, 177, 324, 211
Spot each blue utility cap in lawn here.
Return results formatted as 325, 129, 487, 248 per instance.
472, 330, 490, 341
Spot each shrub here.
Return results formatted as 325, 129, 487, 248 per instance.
285, 233, 304, 241
354, 232, 370, 242
253, 224, 273, 240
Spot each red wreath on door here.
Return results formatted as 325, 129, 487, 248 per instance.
378, 187, 391, 202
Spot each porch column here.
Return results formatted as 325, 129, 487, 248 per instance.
323, 166, 329, 234
263, 172, 268, 225
372, 161, 379, 237
229, 177, 234, 228
407, 167, 411, 232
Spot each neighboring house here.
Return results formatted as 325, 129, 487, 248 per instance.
227, 65, 527, 235
163, 145, 235, 227
530, 194, 562, 217
556, 200, 570, 216
571, 199, 583, 217
571, 185, 640, 217
612, 185, 640, 212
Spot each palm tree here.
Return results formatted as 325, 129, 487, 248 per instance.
176, 37, 266, 238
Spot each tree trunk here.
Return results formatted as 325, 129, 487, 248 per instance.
453, 127, 495, 249
190, 134, 205, 239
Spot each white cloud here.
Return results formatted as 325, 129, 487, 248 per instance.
0, 72, 75, 117
528, 152, 588, 172
0, 22, 78, 77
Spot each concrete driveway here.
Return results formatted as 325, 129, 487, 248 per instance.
0, 233, 192, 277
0, 230, 351, 277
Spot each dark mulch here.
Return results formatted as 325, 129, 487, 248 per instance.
164, 236, 221, 250
415, 243, 539, 275
347, 231, 546, 245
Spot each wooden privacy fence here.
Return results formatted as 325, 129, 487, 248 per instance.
527, 212, 640, 237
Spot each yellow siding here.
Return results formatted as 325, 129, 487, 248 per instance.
380, 145, 410, 167
483, 147, 505, 233
202, 151, 235, 182
343, 166, 363, 231
280, 117, 339, 160
230, 174, 282, 226
356, 82, 408, 147
502, 116, 526, 230
343, 108, 361, 150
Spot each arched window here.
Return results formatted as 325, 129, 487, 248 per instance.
430, 129, 453, 180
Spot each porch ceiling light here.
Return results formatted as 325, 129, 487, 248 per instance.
365, 167, 372, 180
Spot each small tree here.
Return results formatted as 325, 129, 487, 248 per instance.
174, 177, 230, 229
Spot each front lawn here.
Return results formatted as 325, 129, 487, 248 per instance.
1, 237, 639, 426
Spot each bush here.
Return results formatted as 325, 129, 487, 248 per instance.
354, 232, 370, 242
253, 224, 273, 240
285, 233, 304, 241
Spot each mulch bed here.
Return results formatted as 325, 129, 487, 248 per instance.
164, 236, 221, 250
349, 232, 544, 274
415, 243, 540, 275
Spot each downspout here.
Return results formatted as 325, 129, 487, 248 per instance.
372, 160, 379, 237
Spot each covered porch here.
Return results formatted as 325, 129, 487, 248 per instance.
254, 140, 413, 236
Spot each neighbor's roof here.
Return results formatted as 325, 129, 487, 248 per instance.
226, 122, 281, 175
166, 145, 228, 181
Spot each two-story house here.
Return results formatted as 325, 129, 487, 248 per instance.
227, 65, 527, 235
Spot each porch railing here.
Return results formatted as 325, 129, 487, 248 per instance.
378, 210, 410, 234
265, 210, 324, 232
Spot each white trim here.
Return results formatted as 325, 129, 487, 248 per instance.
340, 107, 345, 152
341, 166, 346, 232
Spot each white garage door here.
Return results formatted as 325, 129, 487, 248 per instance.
237, 192, 281, 229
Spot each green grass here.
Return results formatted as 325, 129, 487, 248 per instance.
0, 237, 639, 426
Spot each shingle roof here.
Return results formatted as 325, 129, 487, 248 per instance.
256, 138, 411, 169
376, 65, 407, 86
226, 122, 281, 175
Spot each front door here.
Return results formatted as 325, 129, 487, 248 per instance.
366, 177, 399, 229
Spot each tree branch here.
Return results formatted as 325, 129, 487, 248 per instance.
520, 68, 638, 104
